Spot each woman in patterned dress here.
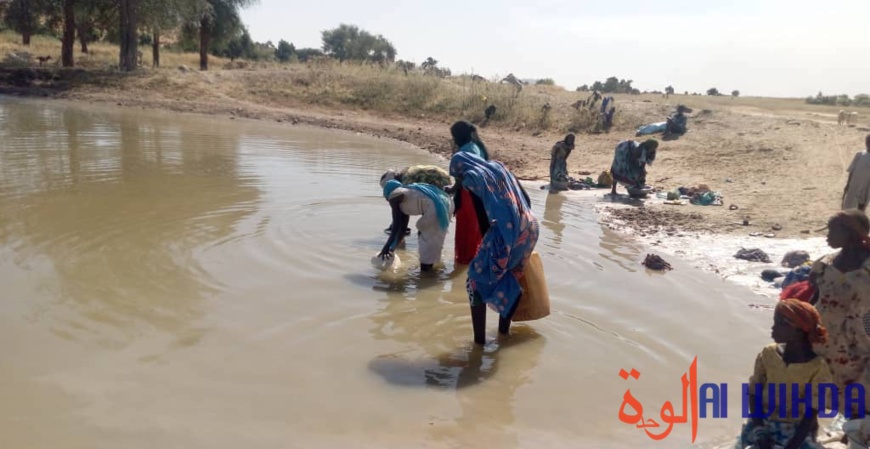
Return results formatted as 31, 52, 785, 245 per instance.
810, 209, 870, 428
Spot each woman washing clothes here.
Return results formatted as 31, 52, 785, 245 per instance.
449, 151, 538, 345
609, 139, 658, 198
549, 134, 575, 192
807, 209, 870, 434
379, 165, 452, 235
377, 180, 454, 272
444, 120, 490, 265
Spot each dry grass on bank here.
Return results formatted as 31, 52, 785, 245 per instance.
0, 31, 227, 70
0, 31, 857, 136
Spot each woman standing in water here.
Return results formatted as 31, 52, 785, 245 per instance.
445, 121, 490, 265
809, 209, 870, 431
378, 180, 454, 272
609, 139, 658, 197
549, 134, 575, 192
449, 151, 538, 345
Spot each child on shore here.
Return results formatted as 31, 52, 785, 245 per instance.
736, 299, 832, 449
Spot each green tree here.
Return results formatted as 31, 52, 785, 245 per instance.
275, 39, 295, 62
321, 23, 396, 63
4, 0, 40, 44
295, 47, 323, 62
731, 90, 740, 98
536, 78, 555, 86
665, 85, 675, 95
188, 0, 256, 70
576, 84, 589, 92
707, 87, 720, 96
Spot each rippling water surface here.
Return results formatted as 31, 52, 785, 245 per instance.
0, 97, 778, 448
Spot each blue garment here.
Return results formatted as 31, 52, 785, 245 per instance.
449, 152, 539, 318
383, 180, 451, 230
781, 264, 812, 290
458, 141, 489, 161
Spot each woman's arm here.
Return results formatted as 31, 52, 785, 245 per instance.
379, 196, 409, 258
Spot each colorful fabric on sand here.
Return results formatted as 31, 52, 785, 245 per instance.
782, 264, 812, 289
449, 152, 539, 318
610, 140, 654, 189
779, 280, 816, 302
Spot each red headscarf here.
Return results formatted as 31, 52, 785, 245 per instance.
775, 298, 828, 344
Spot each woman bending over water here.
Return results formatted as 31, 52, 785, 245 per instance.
449, 151, 538, 344
378, 180, 454, 272
446, 120, 490, 265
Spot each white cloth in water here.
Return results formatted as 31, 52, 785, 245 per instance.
389, 186, 454, 265
844, 152, 870, 209
371, 252, 401, 271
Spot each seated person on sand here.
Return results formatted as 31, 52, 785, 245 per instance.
378, 180, 454, 272
549, 134, 576, 191
380, 165, 452, 234
609, 139, 658, 198
665, 105, 692, 135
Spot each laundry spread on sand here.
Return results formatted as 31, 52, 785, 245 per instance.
734, 248, 772, 263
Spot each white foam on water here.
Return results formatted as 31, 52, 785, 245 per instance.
591, 198, 832, 302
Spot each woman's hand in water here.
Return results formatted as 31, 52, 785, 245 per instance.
377, 242, 394, 259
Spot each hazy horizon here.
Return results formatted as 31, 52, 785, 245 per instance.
240, 1, 870, 99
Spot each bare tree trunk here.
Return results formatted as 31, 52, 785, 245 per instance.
199, 17, 210, 71
152, 31, 160, 68
76, 21, 89, 53
61, 0, 75, 67
118, 0, 138, 71
20, 0, 32, 45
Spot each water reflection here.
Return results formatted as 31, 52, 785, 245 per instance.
365, 259, 546, 448
0, 100, 262, 348
543, 192, 567, 245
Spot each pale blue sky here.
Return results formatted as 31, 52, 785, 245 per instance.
240, 0, 870, 98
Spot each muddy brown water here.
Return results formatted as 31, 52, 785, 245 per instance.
0, 97, 778, 448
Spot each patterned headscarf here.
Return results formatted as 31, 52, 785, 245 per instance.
776, 298, 828, 344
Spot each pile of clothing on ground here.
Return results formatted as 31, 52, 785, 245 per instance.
756, 250, 817, 301
566, 176, 610, 190
655, 183, 724, 206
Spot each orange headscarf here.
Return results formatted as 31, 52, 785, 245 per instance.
776, 298, 828, 344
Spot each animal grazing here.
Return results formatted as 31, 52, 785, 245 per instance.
36, 55, 51, 67
838, 110, 847, 125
